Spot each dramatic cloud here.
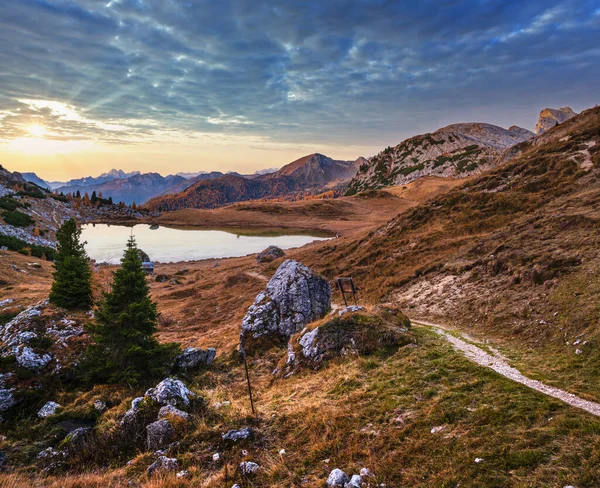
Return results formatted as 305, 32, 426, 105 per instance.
0, 0, 598, 176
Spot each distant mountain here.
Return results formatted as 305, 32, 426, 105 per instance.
159, 171, 225, 196
534, 107, 577, 135
262, 153, 362, 188
146, 153, 362, 211
21, 172, 51, 190
346, 122, 534, 195
146, 174, 302, 211
58, 173, 186, 205
53, 168, 140, 190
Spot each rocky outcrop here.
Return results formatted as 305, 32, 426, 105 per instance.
174, 347, 216, 371
535, 107, 577, 135
146, 420, 176, 451
280, 306, 413, 375
241, 260, 330, 344
346, 122, 534, 195
256, 246, 286, 263
15, 346, 52, 370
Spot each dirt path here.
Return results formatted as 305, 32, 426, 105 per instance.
412, 319, 600, 417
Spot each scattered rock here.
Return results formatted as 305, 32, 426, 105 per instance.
576, 349, 583, 355
256, 245, 286, 263
63, 427, 92, 450
174, 347, 216, 370
475, 458, 484, 463
431, 425, 446, 434
222, 427, 252, 442
241, 260, 331, 342
239, 461, 260, 475
346, 474, 363, 487
120, 397, 144, 427
144, 378, 195, 408
212, 452, 220, 462
36, 447, 65, 460
0, 388, 16, 412
15, 346, 52, 370
176, 469, 189, 478
158, 405, 191, 421
327, 468, 350, 487
147, 455, 178, 476
38, 401, 61, 418
338, 305, 365, 317
93, 400, 106, 412
279, 449, 286, 455
146, 420, 176, 451
360, 468, 374, 478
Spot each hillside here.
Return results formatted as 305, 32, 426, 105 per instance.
346, 122, 533, 195
58, 173, 186, 205
298, 106, 600, 399
146, 153, 362, 211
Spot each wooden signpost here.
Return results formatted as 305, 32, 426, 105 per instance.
336, 277, 357, 306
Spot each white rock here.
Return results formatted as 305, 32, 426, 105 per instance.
176, 469, 189, 478
212, 452, 220, 462
145, 378, 195, 407
327, 468, 350, 487
360, 468, 374, 478
239, 461, 259, 475
147, 456, 178, 476
158, 405, 191, 421
346, 474, 363, 487
576, 349, 583, 355
431, 425, 446, 434
279, 449, 286, 455
38, 401, 61, 418
16, 346, 51, 370
475, 457, 484, 463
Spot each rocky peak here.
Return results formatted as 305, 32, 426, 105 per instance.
535, 107, 577, 135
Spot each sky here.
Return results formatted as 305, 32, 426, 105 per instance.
0, 0, 599, 181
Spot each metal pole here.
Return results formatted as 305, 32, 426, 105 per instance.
242, 351, 256, 415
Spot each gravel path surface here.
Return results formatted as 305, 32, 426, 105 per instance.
413, 319, 600, 417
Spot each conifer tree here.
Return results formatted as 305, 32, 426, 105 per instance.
84, 236, 177, 384
49, 218, 93, 309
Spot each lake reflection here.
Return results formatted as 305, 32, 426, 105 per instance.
81, 224, 330, 264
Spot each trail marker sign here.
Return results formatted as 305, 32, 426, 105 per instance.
336, 277, 357, 307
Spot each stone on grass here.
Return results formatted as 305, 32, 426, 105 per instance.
222, 427, 252, 442
38, 401, 61, 418
146, 420, 176, 451
241, 260, 330, 341
144, 378, 195, 408
176, 470, 189, 478
93, 400, 106, 412
174, 347, 216, 370
346, 474, 363, 487
239, 461, 260, 475
327, 468, 350, 487
147, 456, 178, 476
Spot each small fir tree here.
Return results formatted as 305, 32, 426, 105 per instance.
84, 236, 177, 384
49, 218, 93, 309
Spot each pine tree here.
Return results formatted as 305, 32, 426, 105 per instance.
49, 219, 93, 309
84, 236, 178, 384
91, 191, 98, 204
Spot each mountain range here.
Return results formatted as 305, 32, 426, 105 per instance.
18, 106, 582, 208
145, 153, 363, 211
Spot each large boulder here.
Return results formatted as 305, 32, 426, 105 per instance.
241, 260, 331, 343
146, 420, 176, 451
327, 468, 349, 487
174, 347, 216, 371
256, 246, 286, 263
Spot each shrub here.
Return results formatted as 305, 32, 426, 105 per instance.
2, 210, 34, 227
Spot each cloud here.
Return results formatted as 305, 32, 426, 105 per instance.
0, 0, 598, 152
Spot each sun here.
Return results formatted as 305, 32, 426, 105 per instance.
27, 124, 47, 137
